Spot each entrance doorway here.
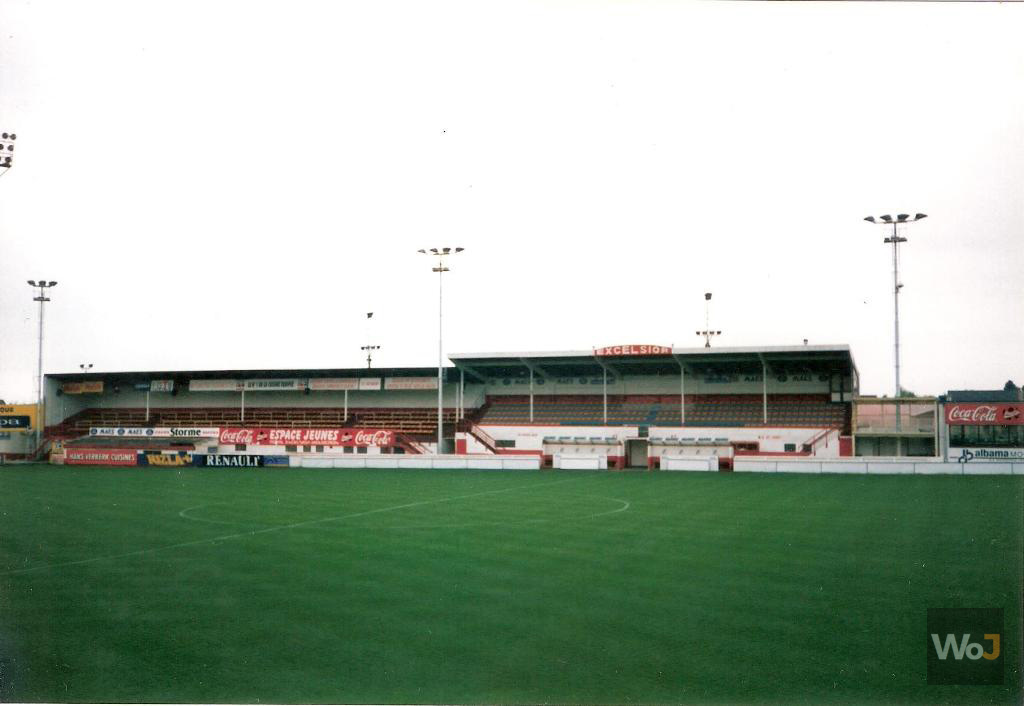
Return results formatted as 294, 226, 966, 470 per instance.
626, 439, 649, 468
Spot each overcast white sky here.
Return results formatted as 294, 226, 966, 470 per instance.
1, 0, 1022, 402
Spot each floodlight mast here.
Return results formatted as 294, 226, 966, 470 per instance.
418, 247, 464, 453
696, 292, 722, 347
361, 312, 380, 368
0, 131, 16, 175
27, 279, 57, 452
864, 213, 927, 400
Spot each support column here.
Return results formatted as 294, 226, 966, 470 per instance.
603, 368, 608, 424
344, 389, 348, 423
460, 369, 465, 420
145, 390, 150, 423
762, 360, 768, 424
680, 364, 686, 426
241, 388, 246, 423
529, 368, 534, 422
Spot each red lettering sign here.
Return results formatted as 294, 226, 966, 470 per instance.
65, 449, 138, 466
218, 428, 396, 447
945, 404, 1023, 425
594, 344, 672, 357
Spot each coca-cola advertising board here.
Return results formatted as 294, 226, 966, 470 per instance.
65, 449, 138, 466
945, 404, 1023, 426
219, 427, 396, 447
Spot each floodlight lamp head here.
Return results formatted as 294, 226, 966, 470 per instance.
27, 280, 36, 286
880, 215, 893, 223
442, 247, 451, 254
430, 248, 439, 254
704, 292, 712, 300
897, 214, 909, 222
455, 247, 464, 253
864, 216, 876, 223
48, 281, 57, 287
915, 213, 928, 220
417, 249, 426, 254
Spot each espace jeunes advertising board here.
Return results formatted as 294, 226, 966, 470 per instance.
218, 428, 395, 447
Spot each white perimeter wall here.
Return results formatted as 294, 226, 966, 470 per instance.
478, 425, 639, 452
735, 457, 1023, 475
478, 424, 837, 456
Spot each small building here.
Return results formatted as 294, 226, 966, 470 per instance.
939, 385, 1024, 464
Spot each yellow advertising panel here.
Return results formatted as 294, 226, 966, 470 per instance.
0, 404, 38, 430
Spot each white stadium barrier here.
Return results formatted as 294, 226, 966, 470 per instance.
733, 458, 1024, 475
553, 454, 606, 470
660, 455, 719, 472
289, 454, 541, 471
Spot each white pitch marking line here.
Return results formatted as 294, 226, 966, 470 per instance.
178, 503, 271, 528
3, 476, 581, 576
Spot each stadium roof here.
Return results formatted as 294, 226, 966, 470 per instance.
449, 344, 859, 384
45, 366, 453, 383
44, 345, 859, 388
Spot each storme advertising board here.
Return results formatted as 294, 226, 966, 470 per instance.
90, 427, 220, 438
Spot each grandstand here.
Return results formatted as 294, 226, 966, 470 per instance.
30, 344, 858, 469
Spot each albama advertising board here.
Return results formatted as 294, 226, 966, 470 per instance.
219, 427, 395, 447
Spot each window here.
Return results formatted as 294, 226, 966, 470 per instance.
357, 446, 367, 454
235, 444, 246, 452
952, 424, 1024, 448
303, 445, 312, 453
285, 445, 297, 453
496, 439, 516, 448
315, 445, 324, 453
784, 443, 796, 452
344, 446, 353, 454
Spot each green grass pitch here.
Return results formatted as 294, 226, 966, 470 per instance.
1, 465, 1021, 704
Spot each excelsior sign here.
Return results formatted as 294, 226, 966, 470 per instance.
219, 427, 395, 447
595, 344, 672, 357
945, 404, 1023, 426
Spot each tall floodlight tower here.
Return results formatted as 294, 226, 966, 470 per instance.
864, 213, 927, 399
0, 132, 16, 174
418, 247, 464, 453
696, 292, 722, 348
27, 279, 57, 451
361, 312, 380, 368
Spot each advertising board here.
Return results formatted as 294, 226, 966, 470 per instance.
0, 404, 36, 430
945, 404, 1023, 426
62, 382, 104, 394
65, 448, 138, 466
384, 377, 438, 390
195, 454, 265, 467
89, 427, 219, 438
189, 379, 241, 392
219, 427, 395, 447
308, 378, 359, 391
